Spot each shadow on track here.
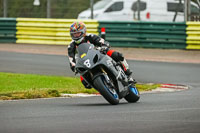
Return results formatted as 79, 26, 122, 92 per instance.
67, 102, 139, 107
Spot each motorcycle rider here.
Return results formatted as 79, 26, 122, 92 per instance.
68, 21, 135, 88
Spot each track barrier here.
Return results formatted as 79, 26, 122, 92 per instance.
0, 17, 199, 50
16, 18, 99, 45
0, 18, 17, 43
99, 21, 186, 49
186, 22, 200, 49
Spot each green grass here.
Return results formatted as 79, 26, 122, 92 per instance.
0, 72, 160, 100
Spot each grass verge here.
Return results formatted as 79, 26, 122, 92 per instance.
0, 72, 160, 100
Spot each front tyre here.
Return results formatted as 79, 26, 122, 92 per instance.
124, 85, 140, 103
93, 75, 119, 105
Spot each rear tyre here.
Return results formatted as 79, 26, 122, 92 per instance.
93, 75, 119, 105
124, 85, 140, 103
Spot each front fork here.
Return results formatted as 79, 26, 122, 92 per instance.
100, 66, 129, 99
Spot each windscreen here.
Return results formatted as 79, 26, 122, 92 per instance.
77, 43, 94, 57
87, 0, 111, 11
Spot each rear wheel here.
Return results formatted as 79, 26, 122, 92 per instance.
124, 85, 140, 103
93, 75, 119, 105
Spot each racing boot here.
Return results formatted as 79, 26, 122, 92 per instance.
125, 69, 137, 84
121, 59, 137, 84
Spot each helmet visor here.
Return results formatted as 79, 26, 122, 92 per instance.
70, 31, 83, 40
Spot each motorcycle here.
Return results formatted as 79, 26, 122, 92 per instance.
75, 43, 140, 105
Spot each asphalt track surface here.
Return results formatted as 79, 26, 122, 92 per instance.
0, 51, 200, 133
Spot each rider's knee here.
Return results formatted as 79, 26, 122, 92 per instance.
109, 51, 124, 62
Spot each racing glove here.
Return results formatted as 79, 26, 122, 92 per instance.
100, 41, 110, 54
70, 64, 75, 72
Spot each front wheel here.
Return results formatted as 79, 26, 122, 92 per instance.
93, 75, 119, 105
124, 85, 140, 103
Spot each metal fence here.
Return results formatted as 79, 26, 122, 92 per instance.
1, 0, 199, 21
0, 0, 97, 18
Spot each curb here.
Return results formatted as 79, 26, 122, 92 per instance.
142, 84, 189, 94
161, 84, 189, 90
61, 84, 189, 97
